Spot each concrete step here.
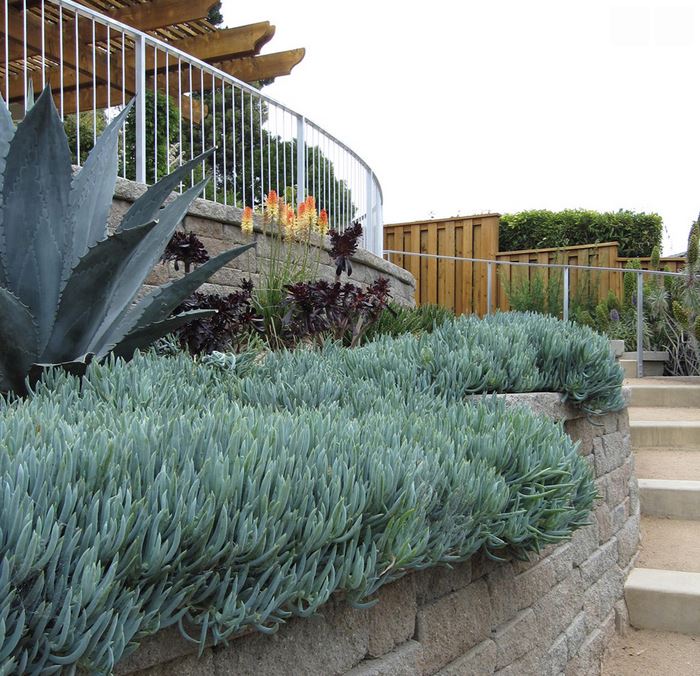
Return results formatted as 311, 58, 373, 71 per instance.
630, 419, 700, 450
639, 517, 700, 573
626, 382, 700, 408
621, 358, 666, 379
635, 448, 700, 481
625, 567, 700, 634
639, 479, 700, 519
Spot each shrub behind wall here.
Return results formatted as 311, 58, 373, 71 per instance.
499, 209, 663, 258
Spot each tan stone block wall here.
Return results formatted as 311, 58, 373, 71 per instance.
119, 393, 639, 676
111, 177, 417, 308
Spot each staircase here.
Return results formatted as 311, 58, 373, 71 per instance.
623, 378, 700, 634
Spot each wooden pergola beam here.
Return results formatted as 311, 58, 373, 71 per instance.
164, 22, 276, 63
6, 47, 303, 108
213, 49, 306, 83
104, 0, 219, 32
1, 5, 136, 87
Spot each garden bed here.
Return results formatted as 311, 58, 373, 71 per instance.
0, 313, 631, 674
118, 392, 638, 676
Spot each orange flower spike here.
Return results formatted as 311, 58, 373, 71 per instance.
296, 202, 309, 234
266, 190, 279, 221
317, 209, 329, 236
285, 204, 297, 238
241, 206, 254, 235
303, 196, 316, 227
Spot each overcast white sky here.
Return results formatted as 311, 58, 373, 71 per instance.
222, 0, 699, 255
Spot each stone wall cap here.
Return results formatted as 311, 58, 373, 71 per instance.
466, 388, 630, 421
113, 177, 416, 289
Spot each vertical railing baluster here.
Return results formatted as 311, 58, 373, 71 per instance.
133, 34, 146, 183
637, 270, 644, 378
296, 115, 306, 207
563, 266, 570, 322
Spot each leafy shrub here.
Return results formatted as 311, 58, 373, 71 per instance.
161, 231, 210, 273
363, 303, 454, 341
0, 310, 608, 671
499, 209, 663, 258
164, 216, 393, 353
0, 88, 252, 396
282, 277, 392, 347
174, 281, 262, 354
637, 224, 700, 374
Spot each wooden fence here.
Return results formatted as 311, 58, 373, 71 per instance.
384, 215, 500, 316
384, 215, 687, 315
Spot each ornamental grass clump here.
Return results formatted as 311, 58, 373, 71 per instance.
0, 309, 613, 672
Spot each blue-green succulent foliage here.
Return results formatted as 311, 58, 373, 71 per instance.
0, 311, 624, 673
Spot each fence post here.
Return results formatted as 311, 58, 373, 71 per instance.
636, 270, 644, 378
487, 262, 493, 315
563, 266, 570, 322
134, 33, 147, 184
296, 114, 306, 207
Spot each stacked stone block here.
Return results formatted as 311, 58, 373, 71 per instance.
110, 177, 417, 308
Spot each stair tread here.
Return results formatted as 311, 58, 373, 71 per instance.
639, 478, 700, 489
626, 567, 700, 592
635, 449, 700, 481
639, 517, 700, 573
629, 407, 700, 422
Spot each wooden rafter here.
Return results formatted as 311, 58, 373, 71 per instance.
102, 0, 218, 32
213, 49, 306, 84
2, 0, 306, 114
1, 5, 136, 86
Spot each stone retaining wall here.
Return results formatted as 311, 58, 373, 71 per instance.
110, 178, 416, 307
119, 392, 639, 676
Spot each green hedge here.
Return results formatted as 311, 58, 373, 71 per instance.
0, 313, 622, 673
499, 209, 663, 258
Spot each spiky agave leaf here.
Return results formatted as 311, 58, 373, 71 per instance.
0, 95, 15, 290
68, 100, 134, 267
0, 86, 72, 351
0, 288, 38, 394
97, 244, 255, 357
0, 87, 258, 395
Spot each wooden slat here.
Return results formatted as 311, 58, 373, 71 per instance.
212, 49, 305, 83
162, 22, 275, 62
104, 0, 219, 32
1, 5, 136, 87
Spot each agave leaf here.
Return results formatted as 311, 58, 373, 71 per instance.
87, 179, 209, 352
100, 243, 255, 354
0, 288, 38, 394
0, 86, 72, 351
27, 355, 93, 390
42, 221, 158, 362
117, 149, 215, 232
112, 310, 216, 360
0, 95, 15, 289
68, 101, 134, 267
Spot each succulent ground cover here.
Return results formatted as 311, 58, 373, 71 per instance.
0, 311, 623, 674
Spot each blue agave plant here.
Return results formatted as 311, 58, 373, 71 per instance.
0, 87, 253, 395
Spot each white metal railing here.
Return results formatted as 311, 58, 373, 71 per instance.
385, 249, 696, 378
2, 0, 384, 255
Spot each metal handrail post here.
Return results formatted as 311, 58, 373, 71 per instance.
134, 33, 147, 183
486, 262, 493, 315
296, 114, 306, 207
563, 266, 570, 322
637, 271, 644, 378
